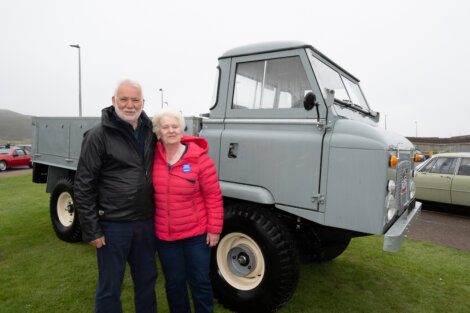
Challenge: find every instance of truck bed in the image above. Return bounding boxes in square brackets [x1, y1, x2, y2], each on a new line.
[31, 116, 203, 170]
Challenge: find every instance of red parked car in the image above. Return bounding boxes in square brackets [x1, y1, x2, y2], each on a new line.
[0, 147, 32, 171]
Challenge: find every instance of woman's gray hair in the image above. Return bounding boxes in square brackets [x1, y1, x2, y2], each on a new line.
[152, 107, 186, 138]
[114, 79, 143, 98]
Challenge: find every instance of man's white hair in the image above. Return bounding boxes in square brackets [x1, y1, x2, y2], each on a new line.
[114, 79, 143, 98]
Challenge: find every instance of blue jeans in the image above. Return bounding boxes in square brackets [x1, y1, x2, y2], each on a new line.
[95, 219, 157, 313]
[156, 234, 213, 313]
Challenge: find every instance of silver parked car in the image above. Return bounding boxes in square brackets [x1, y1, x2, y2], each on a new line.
[414, 152, 470, 206]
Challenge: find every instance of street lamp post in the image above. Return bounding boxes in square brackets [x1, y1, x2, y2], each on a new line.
[69, 44, 82, 117]
[159, 88, 164, 108]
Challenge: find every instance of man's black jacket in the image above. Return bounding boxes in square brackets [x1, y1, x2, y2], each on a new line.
[74, 106, 156, 242]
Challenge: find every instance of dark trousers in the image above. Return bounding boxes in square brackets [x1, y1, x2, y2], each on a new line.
[96, 219, 157, 313]
[156, 234, 213, 313]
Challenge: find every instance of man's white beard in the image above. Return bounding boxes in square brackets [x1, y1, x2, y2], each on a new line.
[115, 105, 142, 125]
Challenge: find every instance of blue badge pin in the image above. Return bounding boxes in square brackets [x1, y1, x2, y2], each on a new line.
[183, 164, 191, 173]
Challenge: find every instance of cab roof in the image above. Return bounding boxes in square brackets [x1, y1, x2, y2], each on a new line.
[219, 41, 359, 82]
[219, 41, 312, 59]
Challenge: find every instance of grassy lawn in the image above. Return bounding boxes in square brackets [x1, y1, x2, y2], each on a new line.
[1, 174, 469, 313]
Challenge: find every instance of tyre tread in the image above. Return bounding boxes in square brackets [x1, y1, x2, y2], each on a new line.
[213, 202, 299, 313]
[50, 177, 82, 243]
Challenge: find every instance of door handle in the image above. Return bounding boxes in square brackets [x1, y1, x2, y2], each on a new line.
[228, 143, 238, 158]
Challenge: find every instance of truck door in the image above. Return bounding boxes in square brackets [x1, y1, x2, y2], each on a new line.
[218, 49, 327, 210]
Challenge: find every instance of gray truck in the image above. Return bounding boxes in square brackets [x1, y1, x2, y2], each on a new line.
[32, 41, 421, 313]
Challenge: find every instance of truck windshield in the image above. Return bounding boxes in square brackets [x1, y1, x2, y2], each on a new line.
[309, 53, 370, 112]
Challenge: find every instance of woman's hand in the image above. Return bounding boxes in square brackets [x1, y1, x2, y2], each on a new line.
[206, 233, 220, 247]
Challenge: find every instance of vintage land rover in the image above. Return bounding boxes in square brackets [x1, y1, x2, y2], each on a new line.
[32, 41, 421, 312]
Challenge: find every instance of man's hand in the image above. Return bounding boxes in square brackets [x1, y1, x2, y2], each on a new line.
[90, 236, 106, 248]
[206, 233, 220, 247]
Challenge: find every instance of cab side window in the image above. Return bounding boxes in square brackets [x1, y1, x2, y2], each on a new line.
[429, 157, 457, 174]
[15, 149, 25, 156]
[457, 158, 470, 176]
[232, 56, 312, 110]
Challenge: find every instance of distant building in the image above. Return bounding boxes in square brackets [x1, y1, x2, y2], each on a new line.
[407, 135, 470, 153]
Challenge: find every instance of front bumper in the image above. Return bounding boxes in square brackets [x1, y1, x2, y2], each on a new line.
[383, 201, 422, 252]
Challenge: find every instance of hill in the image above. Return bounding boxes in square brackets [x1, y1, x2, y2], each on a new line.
[0, 109, 32, 144]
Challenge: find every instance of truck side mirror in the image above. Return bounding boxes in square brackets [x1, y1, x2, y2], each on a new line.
[303, 92, 318, 111]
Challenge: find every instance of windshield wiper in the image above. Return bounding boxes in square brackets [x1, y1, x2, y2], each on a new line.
[335, 99, 375, 116]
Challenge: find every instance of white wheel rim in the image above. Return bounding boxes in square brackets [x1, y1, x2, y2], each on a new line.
[216, 232, 265, 290]
[57, 192, 74, 227]
[0, 161, 6, 171]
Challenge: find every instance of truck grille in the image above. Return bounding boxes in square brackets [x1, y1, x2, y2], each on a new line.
[395, 156, 412, 215]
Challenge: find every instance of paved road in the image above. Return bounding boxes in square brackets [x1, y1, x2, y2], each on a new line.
[1, 168, 469, 252]
[0, 167, 32, 178]
[408, 204, 470, 252]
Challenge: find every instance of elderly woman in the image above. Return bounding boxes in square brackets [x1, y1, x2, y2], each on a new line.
[152, 108, 223, 313]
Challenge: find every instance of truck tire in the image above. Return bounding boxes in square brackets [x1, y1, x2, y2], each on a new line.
[50, 178, 82, 242]
[0, 160, 7, 171]
[211, 203, 299, 313]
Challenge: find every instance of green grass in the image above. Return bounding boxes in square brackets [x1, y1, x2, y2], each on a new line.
[1, 174, 469, 313]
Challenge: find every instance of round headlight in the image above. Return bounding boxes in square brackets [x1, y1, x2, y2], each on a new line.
[385, 194, 396, 221]
[387, 207, 397, 221]
[387, 180, 396, 194]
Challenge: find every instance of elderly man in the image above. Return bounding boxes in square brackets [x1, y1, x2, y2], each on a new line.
[74, 79, 157, 313]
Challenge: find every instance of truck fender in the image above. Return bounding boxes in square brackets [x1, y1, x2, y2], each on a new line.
[219, 181, 275, 205]
[45, 166, 75, 193]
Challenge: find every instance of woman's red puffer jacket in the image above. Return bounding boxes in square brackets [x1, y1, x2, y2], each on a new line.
[153, 136, 223, 241]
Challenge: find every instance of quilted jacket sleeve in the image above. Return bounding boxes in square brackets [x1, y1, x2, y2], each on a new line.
[198, 153, 224, 234]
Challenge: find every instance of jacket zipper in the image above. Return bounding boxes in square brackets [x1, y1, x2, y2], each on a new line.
[167, 163, 171, 237]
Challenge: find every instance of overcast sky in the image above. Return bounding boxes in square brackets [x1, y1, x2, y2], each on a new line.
[1, 0, 469, 138]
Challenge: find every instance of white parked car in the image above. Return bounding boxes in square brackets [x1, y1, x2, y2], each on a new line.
[414, 152, 470, 207]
